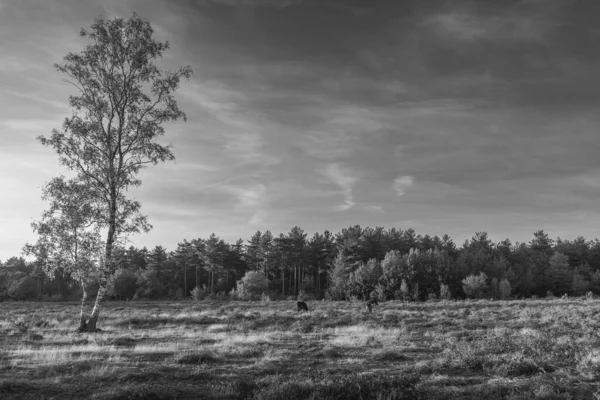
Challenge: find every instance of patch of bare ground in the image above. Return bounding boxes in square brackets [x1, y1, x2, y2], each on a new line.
[2, 299, 600, 398]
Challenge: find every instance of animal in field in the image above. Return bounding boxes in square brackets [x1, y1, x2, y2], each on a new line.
[297, 301, 309, 312]
[586, 291, 594, 300]
[366, 298, 378, 313]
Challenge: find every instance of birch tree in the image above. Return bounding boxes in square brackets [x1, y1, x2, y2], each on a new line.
[38, 14, 192, 331]
[24, 177, 103, 328]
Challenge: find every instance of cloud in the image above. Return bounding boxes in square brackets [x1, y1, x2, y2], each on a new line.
[323, 163, 357, 211]
[426, 8, 551, 44]
[179, 81, 280, 169]
[1, 90, 69, 112]
[2, 118, 58, 131]
[226, 183, 267, 209]
[365, 205, 385, 214]
[428, 13, 488, 41]
[393, 176, 414, 197]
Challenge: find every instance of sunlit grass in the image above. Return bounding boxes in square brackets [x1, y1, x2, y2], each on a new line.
[2, 298, 600, 399]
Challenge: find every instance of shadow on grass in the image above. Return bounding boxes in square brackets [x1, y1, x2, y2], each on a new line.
[114, 316, 222, 328]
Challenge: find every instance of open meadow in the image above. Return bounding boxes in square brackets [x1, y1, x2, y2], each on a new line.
[2, 299, 600, 399]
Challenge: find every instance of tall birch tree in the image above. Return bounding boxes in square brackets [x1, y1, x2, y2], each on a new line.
[38, 14, 192, 331]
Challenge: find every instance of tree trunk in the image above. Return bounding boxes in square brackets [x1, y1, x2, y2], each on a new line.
[80, 196, 117, 332]
[78, 282, 89, 331]
[37, 276, 44, 302]
[282, 268, 285, 296]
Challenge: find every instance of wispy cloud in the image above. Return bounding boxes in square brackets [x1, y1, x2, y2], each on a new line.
[179, 81, 280, 169]
[1, 90, 68, 112]
[393, 176, 414, 197]
[2, 118, 58, 131]
[365, 205, 385, 214]
[426, 8, 551, 44]
[323, 163, 357, 211]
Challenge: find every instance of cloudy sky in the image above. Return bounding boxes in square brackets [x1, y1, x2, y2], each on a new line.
[1, 0, 600, 260]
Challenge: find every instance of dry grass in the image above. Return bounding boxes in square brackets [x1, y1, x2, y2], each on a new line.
[1, 298, 600, 399]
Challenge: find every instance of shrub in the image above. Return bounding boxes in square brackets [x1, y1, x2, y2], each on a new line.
[572, 272, 590, 296]
[412, 283, 420, 302]
[211, 291, 230, 301]
[347, 259, 382, 300]
[107, 268, 137, 300]
[499, 279, 512, 300]
[135, 268, 165, 299]
[490, 278, 499, 299]
[399, 279, 410, 301]
[439, 283, 451, 300]
[190, 285, 210, 301]
[235, 271, 268, 300]
[260, 292, 271, 302]
[229, 287, 240, 301]
[462, 273, 488, 299]
[373, 283, 387, 302]
[8, 275, 38, 301]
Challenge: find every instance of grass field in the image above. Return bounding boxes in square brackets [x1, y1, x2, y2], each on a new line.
[2, 298, 600, 399]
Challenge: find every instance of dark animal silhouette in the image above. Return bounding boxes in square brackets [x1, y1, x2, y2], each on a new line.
[297, 301, 308, 312]
[366, 298, 378, 313]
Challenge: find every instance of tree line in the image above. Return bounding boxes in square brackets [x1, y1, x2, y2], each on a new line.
[3, 228, 600, 302]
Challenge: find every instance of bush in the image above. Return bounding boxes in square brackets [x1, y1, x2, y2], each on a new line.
[208, 291, 230, 301]
[572, 272, 590, 296]
[373, 284, 387, 302]
[235, 271, 268, 301]
[462, 273, 488, 299]
[8, 275, 38, 301]
[190, 285, 210, 301]
[490, 278, 499, 299]
[260, 292, 271, 302]
[136, 268, 165, 299]
[499, 278, 511, 300]
[398, 279, 410, 301]
[412, 283, 420, 302]
[107, 269, 137, 300]
[439, 283, 451, 300]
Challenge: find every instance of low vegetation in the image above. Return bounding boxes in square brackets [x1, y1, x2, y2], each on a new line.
[2, 298, 600, 399]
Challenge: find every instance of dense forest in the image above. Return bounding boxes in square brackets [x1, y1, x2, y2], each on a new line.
[2, 227, 599, 303]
